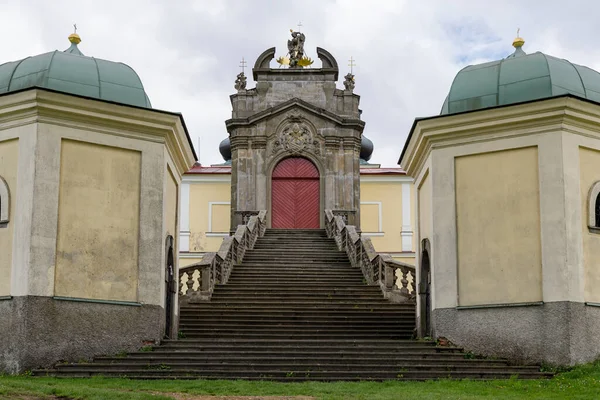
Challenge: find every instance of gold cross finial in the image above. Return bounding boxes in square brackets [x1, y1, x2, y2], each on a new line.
[239, 57, 247, 74]
[512, 28, 525, 48]
[348, 56, 356, 74]
[68, 23, 81, 45]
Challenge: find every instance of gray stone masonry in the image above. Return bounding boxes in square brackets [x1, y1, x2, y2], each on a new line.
[433, 302, 600, 366]
[226, 47, 365, 230]
[0, 296, 162, 373]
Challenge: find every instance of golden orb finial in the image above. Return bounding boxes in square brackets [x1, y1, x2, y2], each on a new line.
[512, 27, 524, 48]
[68, 23, 81, 45]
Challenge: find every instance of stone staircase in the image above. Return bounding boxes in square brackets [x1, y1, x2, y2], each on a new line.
[35, 229, 552, 380]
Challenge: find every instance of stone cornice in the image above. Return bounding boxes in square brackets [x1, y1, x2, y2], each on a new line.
[0, 88, 197, 176]
[399, 96, 600, 178]
[225, 98, 365, 133]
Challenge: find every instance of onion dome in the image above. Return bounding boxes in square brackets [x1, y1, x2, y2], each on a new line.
[441, 33, 600, 115]
[360, 135, 374, 162]
[219, 137, 232, 161]
[0, 32, 151, 108]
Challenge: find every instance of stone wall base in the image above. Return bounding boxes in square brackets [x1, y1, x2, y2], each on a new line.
[433, 301, 600, 366]
[0, 296, 163, 374]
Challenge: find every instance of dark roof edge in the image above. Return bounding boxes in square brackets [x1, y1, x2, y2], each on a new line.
[398, 93, 600, 165]
[0, 86, 197, 161]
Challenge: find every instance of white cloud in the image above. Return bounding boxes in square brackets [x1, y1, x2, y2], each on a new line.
[1, 0, 599, 166]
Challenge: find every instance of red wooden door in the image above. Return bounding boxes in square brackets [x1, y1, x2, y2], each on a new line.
[272, 158, 320, 228]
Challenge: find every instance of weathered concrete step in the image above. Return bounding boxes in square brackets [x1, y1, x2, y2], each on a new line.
[217, 283, 378, 289]
[179, 315, 415, 323]
[105, 353, 491, 363]
[154, 345, 460, 354]
[212, 286, 382, 292]
[242, 255, 349, 259]
[224, 281, 367, 286]
[212, 293, 387, 301]
[229, 267, 357, 273]
[179, 323, 414, 330]
[180, 333, 413, 340]
[181, 306, 415, 313]
[252, 245, 338, 249]
[38, 368, 551, 380]
[149, 348, 462, 355]
[179, 312, 415, 320]
[229, 270, 360, 275]
[198, 301, 399, 307]
[226, 276, 364, 281]
[55, 362, 537, 374]
[244, 251, 347, 256]
[231, 265, 354, 270]
[208, 298, 389, 304]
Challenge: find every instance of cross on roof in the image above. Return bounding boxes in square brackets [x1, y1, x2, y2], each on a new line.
[348, 56, 356, 74]
[239, 57, 247, 74]
[297, 21, 303, 31]
[73, 23, 77, 34]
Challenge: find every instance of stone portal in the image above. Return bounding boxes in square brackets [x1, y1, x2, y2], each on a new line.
[226, 32, 365, 230]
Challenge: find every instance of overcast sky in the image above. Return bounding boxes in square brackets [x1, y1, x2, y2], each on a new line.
[1, 0, 599, 167]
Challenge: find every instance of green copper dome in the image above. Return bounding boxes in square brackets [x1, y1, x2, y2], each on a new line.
[441, 39, 600, 115]
[0, 34, 151, 108]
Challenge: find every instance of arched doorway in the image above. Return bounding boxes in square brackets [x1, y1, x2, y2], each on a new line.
[271, 157, 320, 229]
[164, 235, 176, 338]
[419, 239, 432, 338]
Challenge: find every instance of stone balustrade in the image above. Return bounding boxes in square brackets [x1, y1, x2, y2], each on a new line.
[179, 210, 267, 303]
[325, 209, 416, 302]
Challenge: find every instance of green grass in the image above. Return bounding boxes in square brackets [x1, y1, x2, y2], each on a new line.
[1, 361, 600, 400]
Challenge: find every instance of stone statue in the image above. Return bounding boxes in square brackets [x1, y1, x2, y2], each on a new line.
[344, 73, 355, 91]
[234, 72, 247, 91]
[287, 30, 305, 68]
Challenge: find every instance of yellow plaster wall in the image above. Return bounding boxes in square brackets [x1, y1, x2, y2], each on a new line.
[360, 203, 380, 233]
[361, 181, 404, 252]
[455, 147, 542, 306]
[580, 147, 600, 303]
[188, 179, 230, 252]
[211, 204, 230, 233]
[165, 168, 178, 239]
[0, 139, 18, 296]
[55, 140, 141, 301]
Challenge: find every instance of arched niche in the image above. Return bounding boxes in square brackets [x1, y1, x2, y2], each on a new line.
[0, 176, 9, 224]
[590, 181, 600, 231]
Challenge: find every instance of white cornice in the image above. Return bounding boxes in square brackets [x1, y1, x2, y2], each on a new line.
[0, 89, 196, 176]
[182, 174, 232, 183]
[401, 97, 600, 178]
[360, 175, 413, 183]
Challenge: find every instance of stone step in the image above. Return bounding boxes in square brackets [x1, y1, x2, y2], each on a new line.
[179, 311, 415, 319]
[99, 354, 503, 364]
[54, 362, 539, 374]
[212, 286, 382, 292]
[181, 305, 415, 312]
[179, 322, 414, 329]
[179, 333, 413, 340]
[211, 293, 385, 300]
[38, 368, 551, 381]
[178, 317, 416, 324]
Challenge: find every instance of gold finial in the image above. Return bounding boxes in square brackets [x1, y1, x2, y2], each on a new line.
[68, 23, 81, 45]
[512, 28, 524, 48]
